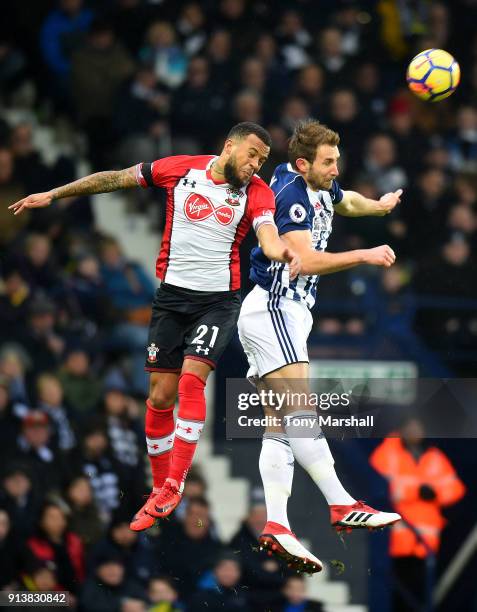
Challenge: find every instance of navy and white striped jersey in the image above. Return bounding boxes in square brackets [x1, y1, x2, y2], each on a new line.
[250, 163, 343, 309]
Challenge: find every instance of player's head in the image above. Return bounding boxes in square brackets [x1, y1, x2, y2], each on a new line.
[289, 119, 340, 190]
[222, 122, 271, 188]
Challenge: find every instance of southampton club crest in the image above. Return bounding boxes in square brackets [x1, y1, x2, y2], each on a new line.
[146, 342, 159, 363]
[225, 187, 243, 206]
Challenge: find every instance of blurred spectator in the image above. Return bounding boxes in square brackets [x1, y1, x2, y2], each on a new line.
[403, 167, 449, 256]
[176, 3, 207, 57]
[147, 576, 183, 612]
[114, 65, 171, 167]
[70, 420, 127, 522]
[171, 56, 228, 151]
[271, 575, 324, 611]
[6, 411, 66, 493]
[213, 0, 257, 54]
[232, 90, 263, 125]
[326, 88, 368, 182]
[454, 175, 477, 208]
[67, 253, 112, 326]
[65, 475, 104, 551]
[36, 373, 76, 451]
[20, 558, 63, 593]
[0, 375, 20, 449]
[370, 419, 466, 612]
[39, 0, 94, 110]
[229, 501, 285, 609]
[316, 27, 349, 81]
[71, 18, 135, 169]
[15, 295, 65, 377]
[387, 95, 428, 180]
[447, 105, 477, 173]
[102, 374, 143, 470]
[206, 29, 235, 91]
[294, 64, 325, 117]
[280, 96, 310, 133]
[188, 553, 250, 611]
[10, 122, 52, 195]
[361, 133, 408, 196]
[155, 497, 223, 597]
[139, 22, 187, 89]
[276, 9, 311, 71]
[353, 62, 387, 124]
[99, 237, 154, 316]
[0, 465, 41, 539]
[11, 233, 60, 295]
[57, 347, 102, 421]
[90, 510, 156, 585]
[0, 147, 28, 250]
[0, 38, 28, 106]
[255, 33, 290, 105]
[79, 553, 145, 612]
[0, 268, 32, 337]
[0, 508, 22, 589]
[413, 234, 476, 349]
[25, 500, 85, 593]
[332, 1, 369, 57]
[99, 236, 155, 394]
[109, 0, 151, 57]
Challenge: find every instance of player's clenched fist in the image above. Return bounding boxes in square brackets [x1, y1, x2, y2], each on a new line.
[9, 192, 53, 215]
[364, 245, 396, 267]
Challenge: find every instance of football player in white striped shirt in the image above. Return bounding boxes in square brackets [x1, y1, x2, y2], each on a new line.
[238, 120, 402, 572]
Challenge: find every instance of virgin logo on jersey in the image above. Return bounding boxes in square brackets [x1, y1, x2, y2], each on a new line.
[184, 193, 234, 225]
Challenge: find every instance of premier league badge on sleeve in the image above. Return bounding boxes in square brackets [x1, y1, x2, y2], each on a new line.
[146, 343, 159, 363]
[289, 203, 307, 223]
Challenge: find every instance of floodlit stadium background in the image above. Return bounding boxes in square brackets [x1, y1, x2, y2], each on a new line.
[0, 1, 476, 611]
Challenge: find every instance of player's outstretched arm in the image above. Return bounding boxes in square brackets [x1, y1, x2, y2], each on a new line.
[9, 166, 138, 215]
[282, 229, 396, 275]
[257, 223, 301, 280]
[335, 189, 403, 217]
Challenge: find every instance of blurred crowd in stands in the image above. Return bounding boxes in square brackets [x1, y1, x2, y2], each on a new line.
[0, 0, 477, 609]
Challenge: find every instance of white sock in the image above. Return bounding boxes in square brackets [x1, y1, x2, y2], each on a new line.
[284, 411, 356, 506]
[259, 433, 294, 529]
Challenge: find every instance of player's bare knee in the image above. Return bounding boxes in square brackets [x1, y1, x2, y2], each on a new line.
[148, 387, 176, 410]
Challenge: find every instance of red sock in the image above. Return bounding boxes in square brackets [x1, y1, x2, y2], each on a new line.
[145, 400, 175, 491]
[168, 373, 206, 487]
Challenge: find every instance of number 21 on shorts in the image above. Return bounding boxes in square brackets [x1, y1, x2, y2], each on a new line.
[191, 324, 220, 355]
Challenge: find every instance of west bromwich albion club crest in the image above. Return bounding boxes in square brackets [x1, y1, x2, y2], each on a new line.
[147, 343, 159, 363]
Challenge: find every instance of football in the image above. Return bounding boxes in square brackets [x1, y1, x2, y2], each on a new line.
[406, 48, 460, 102]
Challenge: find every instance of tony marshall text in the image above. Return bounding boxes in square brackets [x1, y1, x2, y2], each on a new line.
[238, 415, 374, 427]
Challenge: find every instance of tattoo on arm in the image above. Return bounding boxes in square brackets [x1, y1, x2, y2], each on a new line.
[50, 166, 138, 199]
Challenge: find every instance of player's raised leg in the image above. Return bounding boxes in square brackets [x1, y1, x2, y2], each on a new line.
[258, 389, 322, 573]
[147, 358, 211, 518]
[265, 364, 400, 532]
[130, 372, 178, 531]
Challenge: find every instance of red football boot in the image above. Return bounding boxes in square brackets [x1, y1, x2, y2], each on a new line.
[331, 500, 401, 533]
[258, 521, 322, 574]
[145, 479, 182, 518]
[129, 493, 157, 531]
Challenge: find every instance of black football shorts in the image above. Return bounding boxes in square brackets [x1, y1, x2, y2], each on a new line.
[144, 282, 241, 372]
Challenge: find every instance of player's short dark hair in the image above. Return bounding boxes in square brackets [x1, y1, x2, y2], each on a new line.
[227, 122, 272, 148]
[288, 119, 340, 170]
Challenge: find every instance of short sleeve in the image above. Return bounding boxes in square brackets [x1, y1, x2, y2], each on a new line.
[135, 155, 212, 188]
[274, 188, 311, 236]
[248, 179, 277, 233]
[330, 179, 344, 205]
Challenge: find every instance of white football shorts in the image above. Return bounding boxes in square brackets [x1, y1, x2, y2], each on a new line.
[238, 285, 313, 379]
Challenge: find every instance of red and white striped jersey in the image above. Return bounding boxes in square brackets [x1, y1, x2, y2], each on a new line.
[135, 155, 276, 291]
